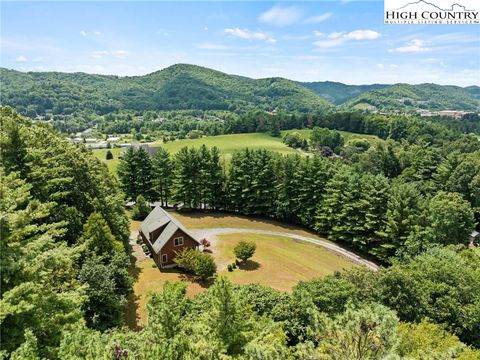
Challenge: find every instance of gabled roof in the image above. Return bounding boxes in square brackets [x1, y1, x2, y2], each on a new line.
[140, 206, 200, 253]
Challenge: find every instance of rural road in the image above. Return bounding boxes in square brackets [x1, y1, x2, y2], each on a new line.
[191, 228, 379, 271]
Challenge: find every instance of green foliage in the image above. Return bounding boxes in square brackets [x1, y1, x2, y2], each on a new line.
[0, 108, 130, 357]
[131, 195, 151, 220]
[397, 320, 479, 359]
[174, 248, 217, 280]
[105, 150, 113, 160]
[345, 83, 480, 112]
[282, 131, 307, 149]
[310, 126, 344, 152]
[0, 64, 332, 117]
[233, 240, 257, 263]
[313, 303, 399, 359]
[117, 147, 154, 201]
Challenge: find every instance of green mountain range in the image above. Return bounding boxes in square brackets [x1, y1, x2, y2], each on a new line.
[0, 64, 478, 116]
[0, 64, 332, 116]
[300, 81, 388, 105]
[344, 83, 480, 112]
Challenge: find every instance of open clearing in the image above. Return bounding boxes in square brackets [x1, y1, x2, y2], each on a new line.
[93, 133, 299, 174]
[126, 212, 363, 328]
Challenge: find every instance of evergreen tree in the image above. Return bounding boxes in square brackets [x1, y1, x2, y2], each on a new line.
[151, 147, 173, 207]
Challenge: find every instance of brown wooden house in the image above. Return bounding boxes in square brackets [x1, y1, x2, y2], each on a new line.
[139, 206, 200, 268]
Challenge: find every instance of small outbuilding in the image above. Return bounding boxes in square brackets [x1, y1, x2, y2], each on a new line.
[139, 206, 200, 268]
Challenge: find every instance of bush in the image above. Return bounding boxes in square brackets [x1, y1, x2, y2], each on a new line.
[227, 264, 233, 272]
[106, 150, 113, 160]
[232, 262, 237, 269]
[233, 240, 256, 263]
[132, 195, 151, 220]
[175, 248, 217, 280]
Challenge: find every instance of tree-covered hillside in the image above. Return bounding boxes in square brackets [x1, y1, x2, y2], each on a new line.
[345, 83, 480, 112]
[300, 81, 388, 105]
[0, 64, 332, 116]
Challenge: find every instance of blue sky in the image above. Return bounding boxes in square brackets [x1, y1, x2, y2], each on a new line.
[1, 1, 479, 85]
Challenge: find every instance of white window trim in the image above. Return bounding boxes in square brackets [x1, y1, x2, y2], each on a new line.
[161, 254, 168, 263]
[174, 236, 184, 247]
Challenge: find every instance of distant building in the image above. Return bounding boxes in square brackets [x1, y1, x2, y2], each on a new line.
[139, 207, 201, 268]
[106, 137, 121, 142]
[436, 110, 467, 119]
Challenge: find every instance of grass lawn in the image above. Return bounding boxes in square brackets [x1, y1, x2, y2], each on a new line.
[216, 233, 355, 290]
[153, 133, 298, 159]
[93, 133, 299, 175]
[127, 212, 357, 328]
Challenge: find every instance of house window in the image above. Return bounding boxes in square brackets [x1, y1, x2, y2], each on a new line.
[162, 254, 168, 263]
[174, 237, 184, 246]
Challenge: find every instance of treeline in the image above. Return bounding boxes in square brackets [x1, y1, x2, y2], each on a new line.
[0, 107, 132, 357]
[119, 140, 478, 263]
[9, 247, 480, 358]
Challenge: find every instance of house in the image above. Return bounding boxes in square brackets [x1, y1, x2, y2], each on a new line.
[139, 206, 201, 268]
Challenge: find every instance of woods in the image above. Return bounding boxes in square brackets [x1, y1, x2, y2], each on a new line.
[118, 143, 477, 264]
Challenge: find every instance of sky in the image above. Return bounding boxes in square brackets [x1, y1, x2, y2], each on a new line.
[1, 1, 479, 85]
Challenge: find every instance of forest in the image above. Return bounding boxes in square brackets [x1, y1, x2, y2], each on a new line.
[1, 65, 478, 124]
[1, 106, 480, 359]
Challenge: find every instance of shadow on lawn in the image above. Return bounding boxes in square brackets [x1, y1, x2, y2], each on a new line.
[237, 260, 260, 271]
[125, 241, 143, 330]
[162, 268, 214, 289]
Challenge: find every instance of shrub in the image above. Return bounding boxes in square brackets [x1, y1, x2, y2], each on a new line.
[227, 264, 233, 272]
[175, 248, 217, 280]
[232, 262, 237, 269]
[106, 150, 114, 160]
[233, 240, 256, 263]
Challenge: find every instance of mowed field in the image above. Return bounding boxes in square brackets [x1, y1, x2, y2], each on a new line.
[281, 129, 383, 143]
[93, 132, 300, 174]
[127, 212, 356, 328]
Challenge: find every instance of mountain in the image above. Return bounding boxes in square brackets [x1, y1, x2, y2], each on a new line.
[344, 83, 480, 112]
[300, 81, 388, 105]
[0, 64, 333, 116]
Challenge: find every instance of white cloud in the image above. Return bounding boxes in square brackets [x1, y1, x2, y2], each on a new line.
[224, 28, 276, 43]
[94, 31, 101, 36]
[390, 39, 431, 53]
[314, 29, 380, 47]
[376, 63, 385, 69]
[327, 32, 345, 39]
[304, 12, 333, 24]
[91, 50, 128, 58]
[345, 30, 380, 40]
[15, 55, 27, 62]
[80, 30, 87, 37]
[258, 5, 302, 26]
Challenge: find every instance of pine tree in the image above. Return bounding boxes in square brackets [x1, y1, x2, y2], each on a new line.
[151, 147, 173, 207]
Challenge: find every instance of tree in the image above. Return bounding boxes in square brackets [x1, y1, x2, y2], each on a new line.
[313, 303, 399, 359]
[132, 195, 151, 220]
[105, 150, 113, 160]
[151, 147, 173, 207]
[310, 127, 344, 153]
[426, 191, 474, 246]
[80, 212, 124, 259]
[233, 240, 256, 263]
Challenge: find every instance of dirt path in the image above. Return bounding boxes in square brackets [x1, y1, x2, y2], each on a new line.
[192, 228, 379, 271]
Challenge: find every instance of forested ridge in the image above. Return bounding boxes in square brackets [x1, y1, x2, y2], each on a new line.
[345, 83, 480, 112]
[0, 64, 332, 116]
[1, 106, 480, 359]
[1, 65, 478, 121]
